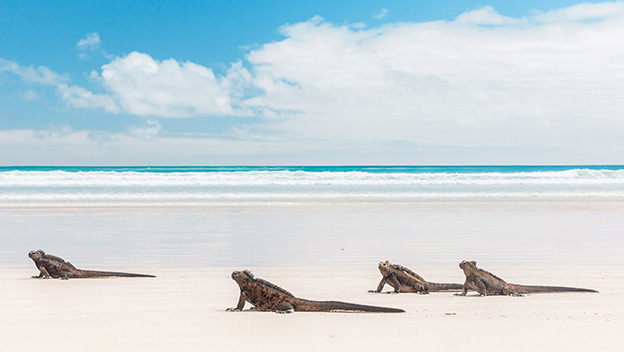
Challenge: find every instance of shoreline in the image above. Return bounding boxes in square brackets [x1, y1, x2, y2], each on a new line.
[0, 195, 624, 210]
[2, 198, 624, 209]
[3, 202, 624, 268]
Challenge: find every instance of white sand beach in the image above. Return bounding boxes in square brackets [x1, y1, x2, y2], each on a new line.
[1, 264, 622, 351]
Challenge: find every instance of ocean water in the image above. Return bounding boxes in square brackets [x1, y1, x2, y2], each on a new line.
[1, 166, 623, 269]
[1, 165, 624, 206]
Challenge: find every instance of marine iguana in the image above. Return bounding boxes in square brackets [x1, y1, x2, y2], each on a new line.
[369, 260, 464, 294]
[455, 260, 598, 297]
[28, 250, 156, 280]
[226, 270, 405, 313]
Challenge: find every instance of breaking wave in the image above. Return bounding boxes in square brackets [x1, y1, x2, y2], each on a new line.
[1, 166, 623, 205]
[1, 168, 624, 187]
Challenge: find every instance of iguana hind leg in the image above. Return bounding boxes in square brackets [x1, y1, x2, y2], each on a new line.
[275, 302, 294, 314]
[249, 307, 272, 312]
[474, 280, 488, 296]
[415, 283, 429, 295]
[502, 286, 523, 297]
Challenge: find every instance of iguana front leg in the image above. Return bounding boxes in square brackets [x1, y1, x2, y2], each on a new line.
[455, 280, 470, 296]
[32, 266, 50, 279]
[368, 278, 387, 293]
[226, 292, 247, 311]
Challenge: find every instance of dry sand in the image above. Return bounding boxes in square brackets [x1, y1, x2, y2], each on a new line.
[1, 264, 622, 351]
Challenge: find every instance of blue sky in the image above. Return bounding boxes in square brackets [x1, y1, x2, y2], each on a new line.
[1, 0, 623, 165]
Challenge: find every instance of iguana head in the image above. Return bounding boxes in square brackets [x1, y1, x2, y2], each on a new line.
[378, 260, 392, 275]
[28, 250, 45, 261]
[231, 270, 254, 284]
[459, 260, 477, 271]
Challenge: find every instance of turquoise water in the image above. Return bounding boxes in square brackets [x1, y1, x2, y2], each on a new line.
[2, 165, 623, 173]
[1, 165, 624, 206]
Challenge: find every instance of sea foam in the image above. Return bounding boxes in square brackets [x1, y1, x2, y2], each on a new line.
[1, 167, 623, 206]
[1, 169, 624, 186]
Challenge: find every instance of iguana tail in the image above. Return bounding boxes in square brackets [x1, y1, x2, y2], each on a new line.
[426, 282, 464, 292]
[299, 300, 404, 313]
[509, 284, 597, 294]
[77, 270, 156, 278]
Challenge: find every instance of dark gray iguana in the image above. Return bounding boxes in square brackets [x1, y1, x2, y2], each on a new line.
[455, 260, 598, 297]
[369, 260, 464, 294]
[226, 270, 405, 313]
[29, 250, 156, 279]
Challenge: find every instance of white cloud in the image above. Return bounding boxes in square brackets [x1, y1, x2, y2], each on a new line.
[456, 6, 518, 25]
[77, 33, 101, 49]
[58, 84, 120, 113]
[243, 3, 624, 149]
[129, 118, 161, 139]
[373, 8, 389, 19]
[534, 1, 624, 22]
[32, 125, 73, 139]
[77, 32, 102, 58]
[0, 124, 621, 165]
[19, 89, 39, 101]
[87, 130, 120, 145]
[0, 58, 69, 85]
[0, 128, 308, 165]
[70, 52, 252, 117]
